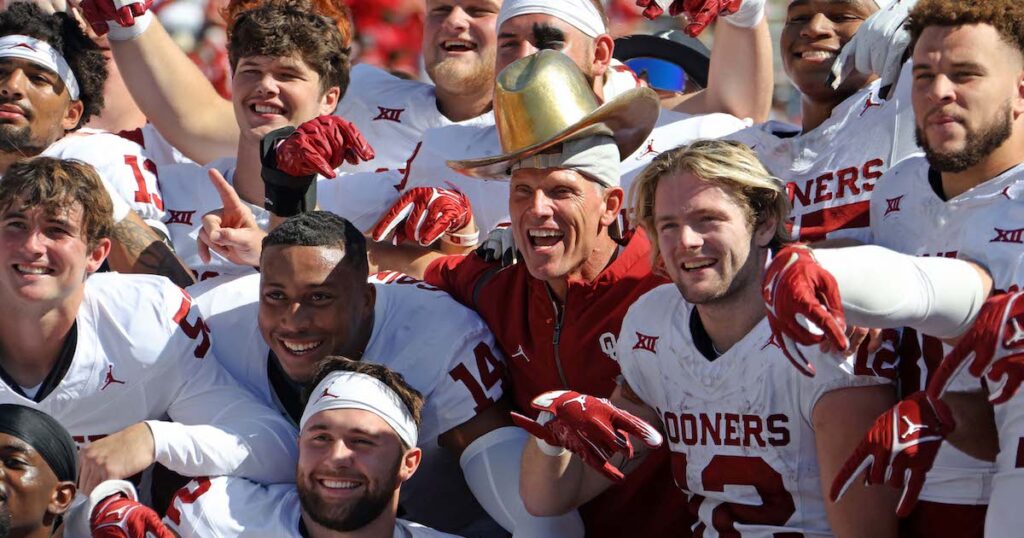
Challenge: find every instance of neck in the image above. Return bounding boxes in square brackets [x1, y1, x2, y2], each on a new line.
[692, 254, 768, 354]
[0, 292, 80, 388]
[434, 86, 492, 123]
[301, 498, 399, 538]
[800, 92, 850, 133]
[11, 524, 56, 538]
[941, 136, 1024, 199]
[234, 138, 265, 205]
[546, 234, 618, 303]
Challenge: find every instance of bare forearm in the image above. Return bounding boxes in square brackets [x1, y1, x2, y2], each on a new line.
[520, 439, 605, 517]
[366, 240, 445, 279]
[943, 391, 998, 461]
[109, 21, 238, 164]
[108, 213, 196, 287]
[673, 19, 773, 121]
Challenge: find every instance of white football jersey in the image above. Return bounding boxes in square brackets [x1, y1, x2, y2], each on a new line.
[730, 64, 918, 243]
[616, 284, 890, 537]
[118, 123, 196, 167]
[0, 273, 297, 484]
[870, 155, 1024, 503]
[164, 476, 460, 538]
[41, 128, 163, 229]
[158, 157, 270, 281]
[190, 272, 506, 533]
[336, 63, 495, 174]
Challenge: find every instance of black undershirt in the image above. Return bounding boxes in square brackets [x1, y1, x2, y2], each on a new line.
[928, 167, 949, 201]
[267, 351, 305, 424]
[0, 323, 77, 402]
[689, 309, 719, 362]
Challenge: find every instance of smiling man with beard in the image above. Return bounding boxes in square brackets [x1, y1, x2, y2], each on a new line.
[164, 357, 457, 538]
[0, 405, 76, 538]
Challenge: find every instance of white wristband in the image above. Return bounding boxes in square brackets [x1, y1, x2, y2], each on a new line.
[533, 411, 568, 456]
[721, 0, 765, 28]
[106, 10, 154, 41]
[443, 229, 480, 247]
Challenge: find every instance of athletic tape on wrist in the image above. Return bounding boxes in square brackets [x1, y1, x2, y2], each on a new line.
[106, 10, 154, 41]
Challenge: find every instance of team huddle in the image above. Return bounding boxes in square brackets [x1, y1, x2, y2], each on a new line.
[0, 0, 1021, 536]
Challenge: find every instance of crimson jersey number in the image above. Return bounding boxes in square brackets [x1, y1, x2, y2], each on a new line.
[448, 342, 504, 412]
[164, 477, 212, 526]
[173, 290, 211, 358]
[672, 453, 798, 537]
[124, 155, 164, 210]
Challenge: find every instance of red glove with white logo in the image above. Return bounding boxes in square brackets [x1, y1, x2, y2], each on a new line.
[91, 494, 175, 538]
[511, 390, 663, 482]
[80, 0, 153, 37]
[763, 244, 849, 377]
[371, 187, 473, 247]
[830, 391, 955, 517]
[929, 290, 1024, 405]
[634, 0, 741, 36]
[274, 116, 375, 179]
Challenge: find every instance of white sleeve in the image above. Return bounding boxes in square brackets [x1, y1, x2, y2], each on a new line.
[317, 170, 403, 232]
[614, 299, 661, 405]
[145, 287, 298, 484]
[162, 477, 226, 538]
[460, 427, 585, 537]
[813, 245, 986, 338]
[424, 327, 505, 441]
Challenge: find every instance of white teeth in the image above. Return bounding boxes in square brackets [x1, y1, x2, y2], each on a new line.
[15, 265, 49, 275]
[801, 50, 835, 60]
[282, 340, 322, 353]
[443, 40, 473, 50]
[320, 479, 359, 489]
[683, 261, 714, 270]
[528, 229, 562, 238]
[253, 104, 283, 114]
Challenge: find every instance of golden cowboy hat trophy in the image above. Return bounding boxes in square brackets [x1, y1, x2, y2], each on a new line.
[449, 49, 661, 178]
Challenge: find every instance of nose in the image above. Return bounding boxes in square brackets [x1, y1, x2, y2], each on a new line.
[254, 72, 279, 97]
[678, 225, 704, 251]
[527, 189, 555, 219]
[328, 439, 357, 463]
[442, 5, 470, 34]
[21, 228, 47, 258]
[0, 68, 26, 100]
[279, 302, 312, 332]
[923, 73, 957, 105]
[800, 13, 834, 40]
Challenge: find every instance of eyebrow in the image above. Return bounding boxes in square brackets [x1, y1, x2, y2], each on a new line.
[532, 23, 566, 44]
[912, 61, 987, 72]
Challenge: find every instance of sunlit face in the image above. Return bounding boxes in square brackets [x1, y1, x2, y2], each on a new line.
[911, 24, 1024, 172]
[0, 58, 82, 155]
[0, 201, 108, 308]
[0, 433, 74, 536]
[231, 54, 339, 143]
[780, 0, 878, 102]
[422, 0, 501, 96]
[508, 167, 620, 283]
[296, 408, 419, 532]
[652, 172, 772, 305]
[258, 245, 373, 383]
[496, 14, 595, 76]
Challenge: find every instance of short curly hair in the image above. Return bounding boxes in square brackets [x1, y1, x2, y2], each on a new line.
[0, 3, 107, 130]
[908, 0, 1024, 59]
[221, 0, 353, 48]
[228, 1, 350, 97]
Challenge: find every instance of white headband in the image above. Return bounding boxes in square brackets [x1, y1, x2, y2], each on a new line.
[497, 0, 606, 38]
[0, 35, 79, 101]
[513, 135, 621, 187]
[301, 371, 418, 448]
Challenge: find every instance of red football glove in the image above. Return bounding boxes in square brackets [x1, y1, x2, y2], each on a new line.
[634, 0, 741, 35]
[763, 244, 848, 377]
[830, 392, 955, 517]
[91, 494, 175, 538]
[80, 0, 153, 35]
[511, 390, 663, 482]
[928, 291, 1024, 405]
[371, 187, 473, 247]
[274, 116, 375, 179]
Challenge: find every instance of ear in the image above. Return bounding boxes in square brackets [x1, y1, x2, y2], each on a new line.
[398, 446, 422, 483]
[318, 86, 342, 116]
[60, 100, 85, 131]
[591, 34, 615, 79]
[1014, 69, 1024, 118]
[86, 237, 112, 273]
[754, 215, 777, 249]
[48, 481, 77, 516]
[599, 186, 624, 228]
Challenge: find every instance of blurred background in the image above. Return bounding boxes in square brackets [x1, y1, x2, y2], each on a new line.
[152, 0, 801, 124]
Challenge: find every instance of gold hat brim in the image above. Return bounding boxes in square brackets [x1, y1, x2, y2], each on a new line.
[448, 86, 660, 180]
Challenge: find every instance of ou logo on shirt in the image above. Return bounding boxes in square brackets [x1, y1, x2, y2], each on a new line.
[600, 332, 617, 360]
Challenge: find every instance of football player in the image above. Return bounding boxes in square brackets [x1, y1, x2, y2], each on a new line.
[0, 3, 192, 286]
[189, 208, 582, 536]
[0, 157, 298, 534]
